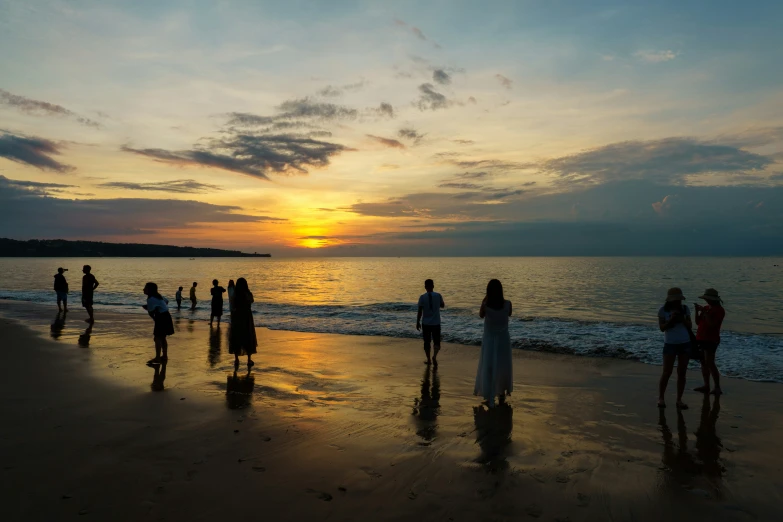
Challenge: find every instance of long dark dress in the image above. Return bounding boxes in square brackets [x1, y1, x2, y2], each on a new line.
[229, 291, 257, 356]
[211, 286, 225, 317]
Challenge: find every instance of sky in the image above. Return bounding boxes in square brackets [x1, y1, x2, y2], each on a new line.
[1, 0, 782, 256]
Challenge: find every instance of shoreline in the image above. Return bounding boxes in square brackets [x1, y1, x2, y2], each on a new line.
[1, 303, 783, 520]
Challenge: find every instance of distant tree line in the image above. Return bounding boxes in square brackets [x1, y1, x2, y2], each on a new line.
[0, 238, 271, 257]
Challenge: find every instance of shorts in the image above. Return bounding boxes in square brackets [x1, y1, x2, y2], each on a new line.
[56, 291, 68, 302]
[663, 342, 691, 356]
[422, 324, 441, 346]
[82, 295, 94, 307]
[698, 341, 720, 354]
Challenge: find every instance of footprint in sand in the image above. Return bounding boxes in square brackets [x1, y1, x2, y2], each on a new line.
[305, 489, 333, 501]
[360, 467, 382, 478]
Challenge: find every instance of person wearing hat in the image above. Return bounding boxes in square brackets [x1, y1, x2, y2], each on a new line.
[694, 289, 725, 396]
[54, 267, 69, 312]
[657, 287, 693, 409]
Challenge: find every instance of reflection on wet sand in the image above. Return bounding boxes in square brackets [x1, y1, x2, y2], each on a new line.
[150, 361, 167, 392]
[473, 403, 513, 470]
[77, 324, 93, 347]
[226, 369, 255, 409]
[208, 325, 223, 367]
[658, 395, 723, 493]
[50, 311, 66, 340]
[412, 365, 440, 444]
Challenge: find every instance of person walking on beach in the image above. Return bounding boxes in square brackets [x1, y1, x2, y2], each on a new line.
[227, 279, 236, 313]
[474, 279, 513, 407]
[658, 287, 692, 410]
[229, 277, 257, 368]
[54, 267, 69, 312]
[81, 265, 99, 323]
[210, 279, 226, 326]
[142, 282, 175, 365]
[416, 279, 445, 366]
[189, 282, 198, 310]
[694, 288, 726, 396]
[175, 286, 183, 310]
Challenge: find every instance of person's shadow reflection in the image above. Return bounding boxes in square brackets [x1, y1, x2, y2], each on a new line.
[695, 395, 723, 480]
[226, 369, 255, 409]
[473, 403, 513, 471]
[78, 324, 93, 347]
[412, 366, 441, 444]
[208, 325, 223, 367]
[150, 361, 167, 392]
[50, 311, 66, 340]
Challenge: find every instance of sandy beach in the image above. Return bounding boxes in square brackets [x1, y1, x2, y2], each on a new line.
[1, 301, 782, 521]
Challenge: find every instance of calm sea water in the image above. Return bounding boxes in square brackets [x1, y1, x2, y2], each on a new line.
[1, 257, 781, 381]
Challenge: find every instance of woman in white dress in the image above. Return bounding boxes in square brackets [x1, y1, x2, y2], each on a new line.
[474, 279, 513, 406]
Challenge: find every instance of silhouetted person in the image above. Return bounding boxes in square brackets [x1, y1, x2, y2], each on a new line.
[475, 279, 513, 407]
[658, 287, 692, 409]
[412, 366, 441, 442]
[175, 286, 183, 310]
[54, 267, 69, 312]
[694, 288, 726, 396]
[143, 282, 175, 365]
[416, 279, 445, 366]
[50, 311, 66, 339]
[189, 282, 198, 310]
[150, 361, 167, 392]
[210, 279, 226, 326]
[229, 277, 257, 369]
[227, 279, 236, 313]
[81, 265, 99, 323]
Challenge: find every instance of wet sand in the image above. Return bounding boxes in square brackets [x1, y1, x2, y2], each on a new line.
[1, 301, 782, 521]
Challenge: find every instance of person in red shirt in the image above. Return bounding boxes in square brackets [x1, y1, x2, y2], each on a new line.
[694, 288, 726, 395]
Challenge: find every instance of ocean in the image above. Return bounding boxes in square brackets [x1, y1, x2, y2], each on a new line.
[1, 257, 781, 382]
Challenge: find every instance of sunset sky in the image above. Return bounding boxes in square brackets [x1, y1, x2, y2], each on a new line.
[1, 0, 782, 255]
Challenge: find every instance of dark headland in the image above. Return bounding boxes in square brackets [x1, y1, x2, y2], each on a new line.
[0, 238, 271, 257]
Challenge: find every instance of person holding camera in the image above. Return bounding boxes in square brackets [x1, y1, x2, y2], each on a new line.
[694, 289, 726, 396]
[657, 287, 692, 410]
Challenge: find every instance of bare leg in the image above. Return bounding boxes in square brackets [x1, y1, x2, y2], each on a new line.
[695, 358, 711, 392]
[57, 297, 63, 312]
[676, 353, 689, 409]
[707, 351, 722, 394]
[86, 305, 95, 323]
[161, 337, 168, 359]
[423, 343, 431, 364]
[247, 355, 254, 368]
[658, 354, 675, 407]
[154, 338, 162, 360]
[433, 344, 440, 366]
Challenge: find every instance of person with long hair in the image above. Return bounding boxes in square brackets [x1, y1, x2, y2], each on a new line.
[142, 282, 175, 365]
[657, 287, 692, 409]
[227, 279, 236, 313]
[694, 288, 726, 396]
[474, 279, 513, 407]
[229, 277, 257, 368]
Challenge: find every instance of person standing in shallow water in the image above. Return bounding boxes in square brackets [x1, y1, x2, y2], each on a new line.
[175, 286, 183, 310]
[189, 282, 198, 310]
[210, 279, 226, 326]
[81, 265, 99, 323]
[694, 288, 726, 396]
[227, 279, 236, 313]
[416, 279, 445, 366]
[474, 279, 513, 407]
[142, 282, 175, 365]
[229, 278, 257, 368]
[54, 267, 69, 312]
[657, 287, 692, 410]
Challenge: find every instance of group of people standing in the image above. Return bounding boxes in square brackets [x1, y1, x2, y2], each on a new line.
[52, 265, 99, 322]
[416, 280, 725, 409]
[54, 267, 726, 409]
[144, 278, 258, 368]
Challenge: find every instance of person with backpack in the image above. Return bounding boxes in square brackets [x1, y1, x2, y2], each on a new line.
[416, 279, 446, 366]
[694, 288, 726, 396]
[657, 287, 692, 410]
